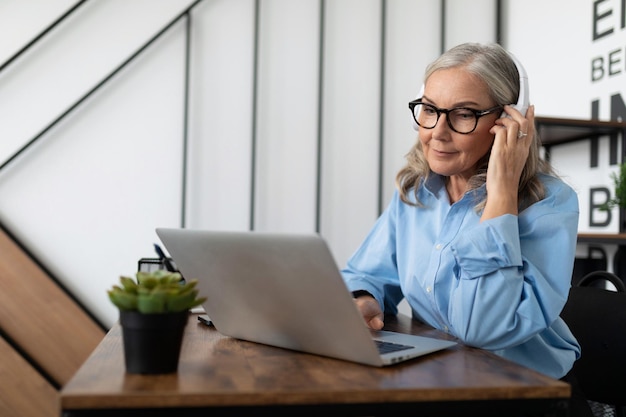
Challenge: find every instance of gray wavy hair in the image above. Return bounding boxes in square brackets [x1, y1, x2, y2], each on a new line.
[396, 42, 554, 211]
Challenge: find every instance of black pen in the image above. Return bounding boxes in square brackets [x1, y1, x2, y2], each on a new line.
[153, 243, 177, 273]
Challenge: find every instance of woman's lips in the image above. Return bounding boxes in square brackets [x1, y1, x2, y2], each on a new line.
[432, 148, 455, 156]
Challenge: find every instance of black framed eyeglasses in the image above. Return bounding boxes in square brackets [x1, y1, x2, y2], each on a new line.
[408, 99, 503, 134]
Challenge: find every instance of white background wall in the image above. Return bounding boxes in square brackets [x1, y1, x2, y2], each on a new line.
[0, 0, 624, 328]
[507, 0, 626, 235]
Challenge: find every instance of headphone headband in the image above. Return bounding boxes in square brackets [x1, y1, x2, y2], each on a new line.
[411, 51, 529, 130]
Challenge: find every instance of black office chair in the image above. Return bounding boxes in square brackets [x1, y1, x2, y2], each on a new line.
[561, 271, 626, 417]
[572, 254, 608, 287]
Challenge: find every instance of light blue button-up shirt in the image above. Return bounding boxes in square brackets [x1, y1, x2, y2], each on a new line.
[342, 173, 581, 379]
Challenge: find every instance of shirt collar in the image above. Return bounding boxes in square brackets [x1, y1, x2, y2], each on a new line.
[423, 173, 446, 195]
[422, 173, 487, 202]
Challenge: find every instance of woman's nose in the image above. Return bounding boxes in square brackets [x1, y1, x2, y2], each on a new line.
[432, 113, 452, 136]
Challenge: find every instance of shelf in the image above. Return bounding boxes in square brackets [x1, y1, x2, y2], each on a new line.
[536, 116, 626, 147]
[578, 233, 626, 245]
[535, 118, 626, 237]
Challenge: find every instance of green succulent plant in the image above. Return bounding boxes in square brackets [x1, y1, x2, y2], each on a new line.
[600, 162, 626, 211]
[107, 270, 206, 314]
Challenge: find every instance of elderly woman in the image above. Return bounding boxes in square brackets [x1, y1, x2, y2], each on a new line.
[342, 43, 591, 417]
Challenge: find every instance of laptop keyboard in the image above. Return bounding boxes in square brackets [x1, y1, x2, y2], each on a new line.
[374, 339, 413, 354]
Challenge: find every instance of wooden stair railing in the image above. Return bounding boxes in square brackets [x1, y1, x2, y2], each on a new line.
[0, 225, 105, 416]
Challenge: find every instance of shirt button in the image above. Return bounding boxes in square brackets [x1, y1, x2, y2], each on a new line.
[435, 244, 442, 250]
[426, 286, 432, 293]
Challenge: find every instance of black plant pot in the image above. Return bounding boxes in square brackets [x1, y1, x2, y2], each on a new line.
[119, 310, 188, 374]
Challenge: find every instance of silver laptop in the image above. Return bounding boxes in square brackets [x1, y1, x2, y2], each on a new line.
[156, 228, 456, 366]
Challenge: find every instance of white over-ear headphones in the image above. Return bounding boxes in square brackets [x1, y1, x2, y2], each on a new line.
[411, 51, 529, 131]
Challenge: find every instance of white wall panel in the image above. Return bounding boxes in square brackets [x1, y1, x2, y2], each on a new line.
[382, 0, 441, 207]
[186, 0, 255, 230]
[504, 0, 592, 119]
[444, 0, 496, 50]
[0, 0, 78, 64]
[0, 0, 196, 166]
[321, 0, 382, 265]
[254, 0, 321, 232]
[0, 23, 187, 327]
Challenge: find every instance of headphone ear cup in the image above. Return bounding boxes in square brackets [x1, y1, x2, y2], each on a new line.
[411, 84, 425, 131]
[505, 52, 529, 117]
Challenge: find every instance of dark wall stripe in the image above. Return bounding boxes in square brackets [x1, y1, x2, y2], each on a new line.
[250, 0, 260, 231]
[377, 0, 387, 216]
[315, 0, 326, 233]
[440, 0, 446, 54]
[181, 12, 192, 228]
[496, 0, 503, 44]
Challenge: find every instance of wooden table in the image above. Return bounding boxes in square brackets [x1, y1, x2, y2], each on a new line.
[60, 313, 571, 416]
